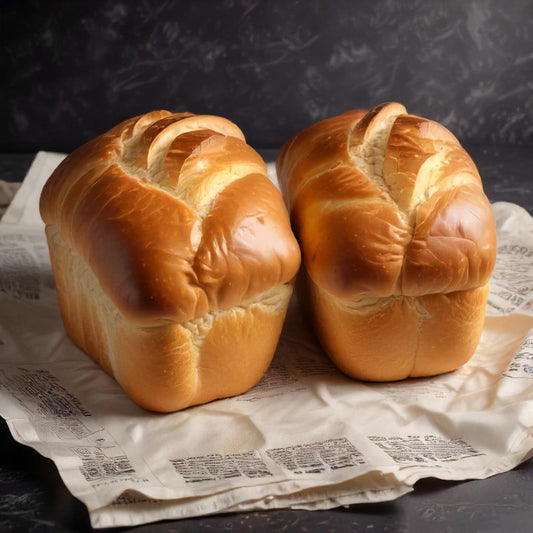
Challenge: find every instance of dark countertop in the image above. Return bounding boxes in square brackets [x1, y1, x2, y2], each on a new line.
[1, 149, 532, 532]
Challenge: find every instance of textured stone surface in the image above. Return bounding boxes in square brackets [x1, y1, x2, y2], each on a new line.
[3, 0, 533, 152]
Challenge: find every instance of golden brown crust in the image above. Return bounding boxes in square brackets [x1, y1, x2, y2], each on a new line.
[40, 111, 301, 411]
[277, 109, 367, 208]
[48, 226, 291, 412]
[41, 111, 300, 326]
[278, 102, 497, 380]
[300, 270, 489, 381]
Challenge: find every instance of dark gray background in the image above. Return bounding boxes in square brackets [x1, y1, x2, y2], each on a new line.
[1, 2, 533, 531]
[2, 0, 532, 152]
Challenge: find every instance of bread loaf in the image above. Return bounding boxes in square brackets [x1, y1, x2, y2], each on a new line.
[40, 111, 301, 411]
[277, 103, 496, 380]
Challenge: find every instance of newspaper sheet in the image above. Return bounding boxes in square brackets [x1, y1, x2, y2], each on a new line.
[0, 152, 531, 528]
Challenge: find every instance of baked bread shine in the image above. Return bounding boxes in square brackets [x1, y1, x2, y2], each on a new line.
[277, 103, 496, 380]
[40, 111, 300, 411]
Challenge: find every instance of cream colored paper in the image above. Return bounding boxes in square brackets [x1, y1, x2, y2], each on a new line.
[0, 152, 531, 529]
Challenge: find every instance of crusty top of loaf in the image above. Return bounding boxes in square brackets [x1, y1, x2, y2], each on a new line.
[276, 102, 496, 300]
[40, 111, 301, 326]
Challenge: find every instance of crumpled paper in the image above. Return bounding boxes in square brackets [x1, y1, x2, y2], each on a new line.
[0, 152, 531, 529]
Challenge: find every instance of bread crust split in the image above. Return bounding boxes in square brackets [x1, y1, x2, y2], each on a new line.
[277, 103, 496, 381]
[40, 111, 301, 412]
